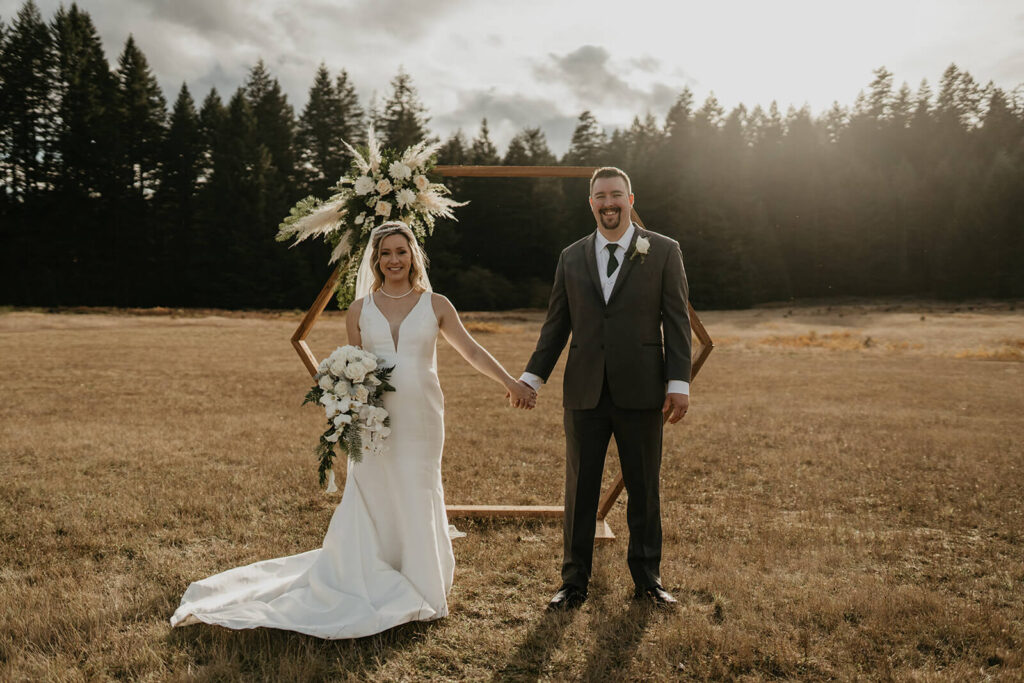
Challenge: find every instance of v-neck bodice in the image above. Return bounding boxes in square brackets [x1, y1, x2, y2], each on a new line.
[360, 291, 439, 373]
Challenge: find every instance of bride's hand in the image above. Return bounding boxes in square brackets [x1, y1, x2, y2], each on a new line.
[506, 380, 537, 410]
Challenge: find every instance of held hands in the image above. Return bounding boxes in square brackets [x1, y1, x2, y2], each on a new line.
[506, 380, 537, 410]
[663, 392, 688, 424]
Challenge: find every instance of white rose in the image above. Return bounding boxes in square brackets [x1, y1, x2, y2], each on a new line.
[329, 359, 346, 377]
[354, 176, 374, 195]
[375, 178, 392, 195]
[413, 174, 429, 191]
[334, 379, 351, 395]
[318, 375, 334, 391]
[396, 188, 417, 209]
[389, 161, 412, 181]
[354, 385, 370, 404]
[360, 356, 377, 372]
[635, 236, 650, 255]
[344, 363, 367, 383]
[375, 200, 392, 218]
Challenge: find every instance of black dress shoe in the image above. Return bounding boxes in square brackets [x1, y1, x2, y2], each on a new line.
[547, 584, 588, 612]
[633, 585, 679, 608]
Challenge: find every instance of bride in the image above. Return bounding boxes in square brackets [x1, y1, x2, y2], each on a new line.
[171, 221, 536, 639]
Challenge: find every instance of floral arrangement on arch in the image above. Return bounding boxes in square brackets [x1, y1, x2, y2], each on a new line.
[276, 127, 466, 309]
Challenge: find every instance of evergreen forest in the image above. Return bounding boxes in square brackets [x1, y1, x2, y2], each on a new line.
[2, 1, 1022, 311]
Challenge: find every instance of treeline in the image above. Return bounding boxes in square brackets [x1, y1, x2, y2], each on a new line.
[2, 1, 1022, 311]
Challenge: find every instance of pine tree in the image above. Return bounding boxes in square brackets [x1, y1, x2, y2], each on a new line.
[979, 84, 1021, 150]
[622, 113, 664, 170]
[196, 88, 225, 187]
[867, 66, 894, 122]
[504, 127, 555, 165]
[438, 129, 468, 164]
[244, 59, 296, 197]
[161, 83, 201, 199]
[378, 69, 432, 149]
[51, 3, 117, 198]
[563, 110, 607, 165]
[296, 64, 364, 196]
[0, 0, 57, 200]
[694, 93, 724, 132]
[935, 63, 981, 132]
[335, 69, 364, 147]
[890, 82, 914, 129]
[469, 118, 499, 165]
[822, 102, 846, 144]
[49, 4, 119, 304]
[664, 88, 694, 139]
[115, 35, 167, 197]
[158, 83, 201, 304]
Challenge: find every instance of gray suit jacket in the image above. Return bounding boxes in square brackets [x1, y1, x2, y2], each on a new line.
[526, 226, 691, 410]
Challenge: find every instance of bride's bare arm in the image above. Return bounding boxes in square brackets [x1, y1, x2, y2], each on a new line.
[346, 298, 364, 348]
[433, 294, 535, 406]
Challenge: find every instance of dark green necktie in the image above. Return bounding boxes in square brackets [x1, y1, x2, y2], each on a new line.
[606, 243, 619, 277]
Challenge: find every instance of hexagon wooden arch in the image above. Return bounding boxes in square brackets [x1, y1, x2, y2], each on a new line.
[292, 165, 714, 541]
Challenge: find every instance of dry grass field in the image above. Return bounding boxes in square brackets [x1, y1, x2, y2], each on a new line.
[1, 300, 1022, 681]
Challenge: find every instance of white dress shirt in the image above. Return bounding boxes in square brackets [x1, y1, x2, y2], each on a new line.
[595, 223, 634, 303]
[521, 223, 690, 397]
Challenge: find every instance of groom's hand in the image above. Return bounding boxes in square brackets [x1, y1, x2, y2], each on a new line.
[663, 393, 688, 424]
[506, 380, 537, 410]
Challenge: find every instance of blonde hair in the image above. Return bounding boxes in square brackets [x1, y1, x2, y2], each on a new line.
[369, 221, 430, 293]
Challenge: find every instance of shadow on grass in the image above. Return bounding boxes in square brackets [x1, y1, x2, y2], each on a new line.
[489, 610, 576, 682]
[579, 600, 655, 680]
[167, 618, 437, 680]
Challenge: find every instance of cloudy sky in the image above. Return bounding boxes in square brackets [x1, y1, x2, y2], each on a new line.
[5, 0, 1023, 153]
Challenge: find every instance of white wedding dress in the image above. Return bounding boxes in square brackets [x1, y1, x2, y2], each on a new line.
[171, 291, 454, 639]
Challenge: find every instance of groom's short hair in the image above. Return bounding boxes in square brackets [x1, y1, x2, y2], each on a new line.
[590, 166, 632, 195]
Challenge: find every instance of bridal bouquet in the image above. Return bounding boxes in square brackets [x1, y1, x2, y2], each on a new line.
[303, 345, 396, 491]
[276, 127, 466, 309]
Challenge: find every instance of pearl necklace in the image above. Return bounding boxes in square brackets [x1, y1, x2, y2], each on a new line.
[378, 285, 415, 299]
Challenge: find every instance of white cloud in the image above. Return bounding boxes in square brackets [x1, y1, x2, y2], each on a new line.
[3, 0, 1022, 155]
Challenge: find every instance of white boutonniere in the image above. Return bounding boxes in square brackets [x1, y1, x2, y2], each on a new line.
[630, 235, 650, 263]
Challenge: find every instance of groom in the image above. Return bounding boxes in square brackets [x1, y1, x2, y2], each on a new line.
[519, 167, 691, 610]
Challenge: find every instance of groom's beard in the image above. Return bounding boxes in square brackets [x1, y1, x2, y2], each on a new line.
[599, 208, 625, 230]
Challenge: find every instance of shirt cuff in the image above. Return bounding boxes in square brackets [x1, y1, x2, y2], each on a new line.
[519, 372, 543, 392]
[667, 380, 689, 396]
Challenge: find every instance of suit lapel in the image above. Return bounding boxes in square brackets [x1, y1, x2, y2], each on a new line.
[607, 227, 642, 306]
[581, 232, 604, 304]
